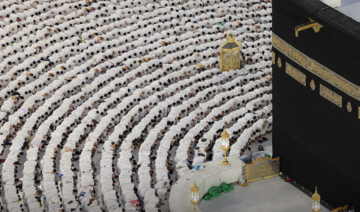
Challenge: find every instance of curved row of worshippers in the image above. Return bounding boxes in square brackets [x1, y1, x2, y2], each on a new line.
[0, 0, 271, 40]
[0, 63, 270, 210]
[0, 0, 270, 212]
[0, 0, 271, 76]
[7, 63, 271, 211]
[0, 18, 272, 212]
[0, 1, 272, 147]
[0, 31, 271, 151]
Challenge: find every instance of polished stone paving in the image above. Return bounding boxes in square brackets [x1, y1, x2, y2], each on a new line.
[198, 177, 330, 212]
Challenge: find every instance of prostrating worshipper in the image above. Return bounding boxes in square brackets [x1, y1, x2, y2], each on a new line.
[0, 1, 275, 211]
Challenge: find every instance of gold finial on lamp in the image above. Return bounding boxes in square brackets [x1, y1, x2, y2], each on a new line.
[221, 126, 230, 165]
[190, 180, 200, 212]
[312, 186, 321, 212]
[220, 32, 242, 71]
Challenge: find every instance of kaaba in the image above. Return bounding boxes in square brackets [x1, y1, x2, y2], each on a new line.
[273, 0, 360, 209]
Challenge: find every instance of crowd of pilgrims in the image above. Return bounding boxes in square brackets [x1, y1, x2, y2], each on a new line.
[0, 0, 273, 211]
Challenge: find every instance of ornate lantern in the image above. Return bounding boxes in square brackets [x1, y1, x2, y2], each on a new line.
[220, 32, 242, 71]
[221, 127, 230, 165]
[190, 180, 200, 212]
[312, 186, 321, 212]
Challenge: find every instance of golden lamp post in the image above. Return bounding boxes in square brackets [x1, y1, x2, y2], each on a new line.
[221, 127, 230, 165]
[219, 32, 242, 72]
[190, 180, 200, 212]
[312, 186, 321, 212]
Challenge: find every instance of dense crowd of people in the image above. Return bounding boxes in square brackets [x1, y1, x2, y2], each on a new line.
[0, 0, 272, 211]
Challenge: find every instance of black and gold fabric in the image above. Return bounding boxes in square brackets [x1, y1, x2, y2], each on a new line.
[272, 0, 360, 209]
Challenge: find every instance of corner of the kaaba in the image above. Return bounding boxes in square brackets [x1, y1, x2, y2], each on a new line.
[273, 0, 360, 210]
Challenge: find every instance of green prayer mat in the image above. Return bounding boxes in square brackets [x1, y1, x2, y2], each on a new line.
[203, 183, 235, 201]
[220, 182, 234, 193]
[203, 195, 212, 201]
[208, 186, 221, 197]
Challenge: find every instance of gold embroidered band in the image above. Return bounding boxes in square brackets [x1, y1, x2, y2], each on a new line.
[273, 33, 360, 101]
[286, 63, 306, 86]
[272, 52, 275, 64]
[347, 102, 352, 113]
[320, 84, 342, 108]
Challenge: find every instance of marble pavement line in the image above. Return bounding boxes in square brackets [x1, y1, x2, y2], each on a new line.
[169, 156, 245, 212]
[198, 177, 331, 212]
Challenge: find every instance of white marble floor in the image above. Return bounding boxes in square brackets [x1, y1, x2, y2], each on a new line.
[198, 177, 330, 212]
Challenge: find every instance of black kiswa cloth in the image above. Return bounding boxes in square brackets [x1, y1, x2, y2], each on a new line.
[273, 0, 360, 85]
[273, 0, 360, 210]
